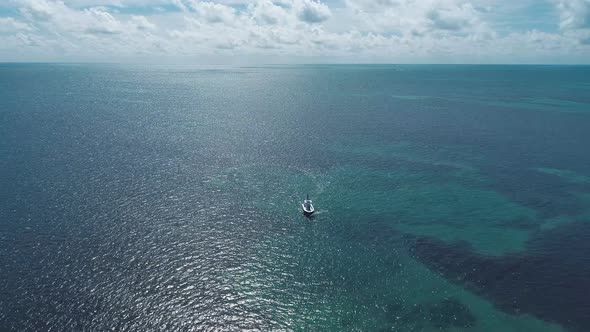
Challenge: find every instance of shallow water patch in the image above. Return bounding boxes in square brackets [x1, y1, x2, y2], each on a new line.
[410, 224, 590, 332]
[324, 168, 537, 256]
[535, 168, 590, 185]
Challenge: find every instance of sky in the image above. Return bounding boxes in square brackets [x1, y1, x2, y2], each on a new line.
[0, 0, 589, 63]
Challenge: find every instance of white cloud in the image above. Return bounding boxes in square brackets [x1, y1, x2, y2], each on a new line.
[130, 15, 156, 30]
[19, 0, 124, 34]
[83, 8, 124, 34]
[0, 17, 34, 32]
[1, 0, 589, 62]
[188, 1, 238, 23]
[427, 3, 479, 31]
[170, 0, 189, 11]
[17, 0, 162, 37]
[555, 0, 590, 30]
[297, 0, 331, 23]
[247, 0, 289, 25]
[553, 0, 590, 45]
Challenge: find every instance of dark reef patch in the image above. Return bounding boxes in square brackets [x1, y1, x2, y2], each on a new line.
[483, 165, 590, 220]
[384, 297, 475, 330]
[408, 221, 590, 331]
[429, 298, 476, 329]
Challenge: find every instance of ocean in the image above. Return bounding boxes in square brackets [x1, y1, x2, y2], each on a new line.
[1, 64, 589, 331]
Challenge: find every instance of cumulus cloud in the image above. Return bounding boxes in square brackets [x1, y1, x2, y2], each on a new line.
[0, 17, 34, 32]
[297, 0, 331, 23]
[553, 0, 590, 45]
[19, 0, 124, 34]
[555, 0, 590, 30]
[19, 0, 56, 21]
[1, 0, 589, 62]
[130, 15, 156, 30]
[427, 3, 479, 31]
[188, 1, 237, 23]
[171, 0, 189, 12]
[83, 8, 124, 34]
[62, 0, 168, 7]
[247, 0, 289, 25]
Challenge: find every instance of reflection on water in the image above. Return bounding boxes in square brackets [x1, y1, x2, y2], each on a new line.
[1, 64, 589, 331]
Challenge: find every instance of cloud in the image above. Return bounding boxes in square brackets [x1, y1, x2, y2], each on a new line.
[330, 0, 494, 49]
[61, 0, 169, 7]
[297, 0, 331, 23]
[83, 8, 124, 34]
[188, 1, 237, 23]
[555, 0, 590, 30]
[553, 0, 590, 45]
[427, 3, 479, 31]
[130, 15, 156, 30]
[1, 0, 589, 63]
[17, 0, 162, 36]
[19, 0, 56, 21]
[247, 0, 289, 25]
[0, 17, 34, 32]
[19, 0, 124, 34]
[171, 0, 189, 12]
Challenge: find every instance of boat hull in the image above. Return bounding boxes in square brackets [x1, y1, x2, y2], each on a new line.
[302, 204, 315, 215]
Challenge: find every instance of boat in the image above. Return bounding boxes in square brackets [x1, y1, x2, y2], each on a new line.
[302, 194, 315, 216]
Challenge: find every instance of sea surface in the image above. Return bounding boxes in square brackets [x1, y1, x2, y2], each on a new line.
[1, 64, 590, 331]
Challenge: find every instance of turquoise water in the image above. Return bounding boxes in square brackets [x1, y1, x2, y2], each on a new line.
[1, 64, 590, 331]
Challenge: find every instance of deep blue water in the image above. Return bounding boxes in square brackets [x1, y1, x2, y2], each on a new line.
[1, 64, 590, 331]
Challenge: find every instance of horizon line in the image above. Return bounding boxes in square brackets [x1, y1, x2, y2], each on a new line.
[1, 62, 590, 66]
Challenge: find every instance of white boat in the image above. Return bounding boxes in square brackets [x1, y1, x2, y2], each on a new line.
[302, 194, 314, 215]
